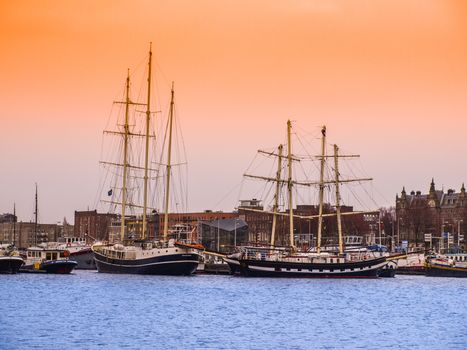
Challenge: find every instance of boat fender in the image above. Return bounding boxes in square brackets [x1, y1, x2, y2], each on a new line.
[63, 250, 70, 257]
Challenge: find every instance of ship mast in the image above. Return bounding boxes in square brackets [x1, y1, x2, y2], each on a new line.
[142, 43, 153, 240]
[317, 126, 326, 254]
[120, 69, 131, 242]
[270, 144, 283, 246]
[163, 82, 175, 242]
[34, 183, 38, 246]
[334, 144, 344, 255]
[13, 203, 16, 245]
[287, 120, 295, 249]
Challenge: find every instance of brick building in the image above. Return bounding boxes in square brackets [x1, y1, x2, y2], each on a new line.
[238, 199, 379, 249]
[396, 179, 467, 251]
[0, 221, 67, 248]
[74, 209, 237, 242]
[74, 210, 118, 241]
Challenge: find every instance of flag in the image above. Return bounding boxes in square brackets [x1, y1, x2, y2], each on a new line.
[108, 189, 113, 196]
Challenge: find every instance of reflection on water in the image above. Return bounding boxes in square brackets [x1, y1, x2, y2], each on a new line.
[1, 271, 466, 349]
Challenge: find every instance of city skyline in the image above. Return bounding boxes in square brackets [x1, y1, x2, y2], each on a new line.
[1, 0, 467, 224]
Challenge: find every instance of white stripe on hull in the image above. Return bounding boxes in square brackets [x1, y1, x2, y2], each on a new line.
[247, 261, 387, 273]
[94, 257, 198, 268]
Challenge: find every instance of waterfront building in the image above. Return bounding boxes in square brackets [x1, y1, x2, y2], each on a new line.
[238, 199, 379, 249]
[74, 210, 118, 241]
[396, 179, 467, 251]
[198, 218, 248, 253]
[74, 209, 237, 242]
[0, 221, 70, 248]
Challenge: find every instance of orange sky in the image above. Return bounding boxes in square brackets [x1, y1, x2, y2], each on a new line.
[1, 0, 467, 223]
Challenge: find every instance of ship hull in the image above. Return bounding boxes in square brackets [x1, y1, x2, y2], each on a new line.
[93, 251, 200, 275]
[0, 256, 24, 274]
[227, 257, 387, 278]
[69, 248, 96, 270]
[378, 267, 396, 278]
[20, 260, 78, 274]
[425, 264, 467, 278]
[378, 261, 397, 277]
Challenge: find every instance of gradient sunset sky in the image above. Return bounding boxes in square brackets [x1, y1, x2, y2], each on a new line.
[1, 0, 467, 224]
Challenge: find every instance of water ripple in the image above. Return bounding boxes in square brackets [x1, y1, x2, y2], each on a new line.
[1, 272, 466, 349]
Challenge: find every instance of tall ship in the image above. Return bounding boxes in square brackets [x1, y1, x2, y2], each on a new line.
[92, 44, 202, 275]
[225, 121, 387, 277]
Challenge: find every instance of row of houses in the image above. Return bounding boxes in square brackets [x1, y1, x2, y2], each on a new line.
[3, 179, 465, 252]
[72, 200, 381, 253]
[396, 179, 466, 251]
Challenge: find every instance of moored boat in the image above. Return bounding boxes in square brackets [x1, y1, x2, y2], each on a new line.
[225, 122, 387, 278]
[93, 44, 203, 275]
[226, 246, 386, 278]
[20, 246, 77, 274]
[424, 254, 467, 278]
[378, 260, 397, 277]
[58, 237, 95, 270]
[92, 240, 200, 275]
[0, 244, 24, 274]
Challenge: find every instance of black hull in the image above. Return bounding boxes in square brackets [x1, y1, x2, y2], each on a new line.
[396, 266, 425, 275]
[20, 260, 78, 274]
[94, 251, 199, 275]
[378, 261, 397, 277]
[425, 265, 467, 278]
[0, 257, 24, 274]
[70, 249, 96, 270]
[227, 257, 386, 278]
[378, 268, 396, 278]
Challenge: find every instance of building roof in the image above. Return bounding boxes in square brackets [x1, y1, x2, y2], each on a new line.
[199, 218, 248, 232]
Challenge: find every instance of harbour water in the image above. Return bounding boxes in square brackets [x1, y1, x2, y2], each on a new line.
[1, 272, 466, 349]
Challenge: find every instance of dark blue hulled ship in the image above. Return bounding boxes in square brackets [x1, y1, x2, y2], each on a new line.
[92, 240, 201, 275]
[224, 122, 388, 278]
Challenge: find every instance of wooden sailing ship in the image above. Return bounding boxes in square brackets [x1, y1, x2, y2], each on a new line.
[224, 121, 387, 278]
[92, 44, 202, 275]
